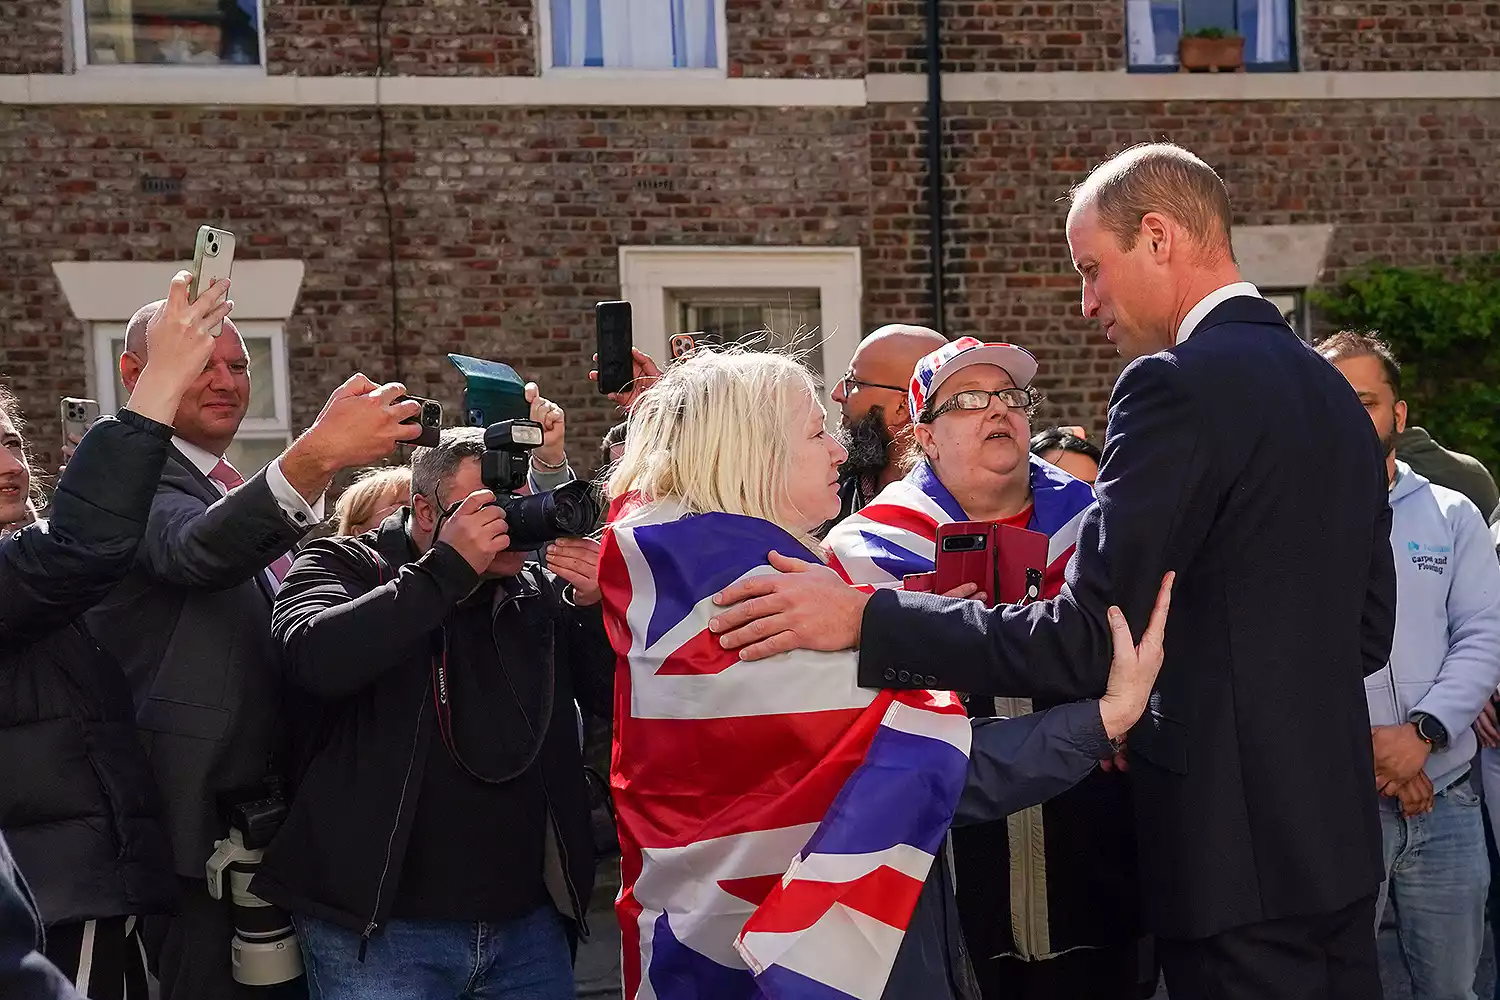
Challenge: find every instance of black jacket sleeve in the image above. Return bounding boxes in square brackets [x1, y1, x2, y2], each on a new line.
[859, 356, 1217, 702]
[0, 834, 80, 1000]
[273, 537, 481, 700]
[0, 411, 172, 651]
[558, 586, 615, 722]
[955, 701, 1114, 826]
[1361, 471, 1398, 678]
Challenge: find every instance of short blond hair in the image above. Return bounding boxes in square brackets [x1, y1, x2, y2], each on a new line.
[607, 347, 823, 534]
[334, 466, 412, 535]
[1071, 142, 1235, 260]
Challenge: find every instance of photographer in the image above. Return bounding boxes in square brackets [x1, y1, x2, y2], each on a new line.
[252, 428, 613, 999]
[1, 272, 227, 999]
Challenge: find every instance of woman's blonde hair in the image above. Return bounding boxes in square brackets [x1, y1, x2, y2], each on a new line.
[334, 465, 412, 535]
[607, 347, 823, 535]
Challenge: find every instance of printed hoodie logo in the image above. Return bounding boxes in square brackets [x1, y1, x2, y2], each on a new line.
[1407, 539, 1450, 574]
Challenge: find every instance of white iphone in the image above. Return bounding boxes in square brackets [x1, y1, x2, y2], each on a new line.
[190, 225, 236, 337]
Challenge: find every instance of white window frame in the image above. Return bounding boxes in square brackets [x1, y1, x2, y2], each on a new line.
[619, 246, 863, 424]
[91, 319, 292, 443]
[70, 0, 269, 75]
[536, 0, 729, 79]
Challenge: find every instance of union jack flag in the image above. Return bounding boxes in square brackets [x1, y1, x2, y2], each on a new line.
[598, 498, 972, 1000]
[823, 456, 1096, 597]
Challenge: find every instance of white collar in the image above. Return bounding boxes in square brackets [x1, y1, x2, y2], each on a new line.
[172, 436, 224, 478]
[1175, 281, 1262, 344]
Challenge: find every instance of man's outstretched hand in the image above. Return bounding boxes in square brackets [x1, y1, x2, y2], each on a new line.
[709, 551, 870, 660]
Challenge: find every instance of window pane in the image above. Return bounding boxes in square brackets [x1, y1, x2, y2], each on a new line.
[111, 333, 276, 420]
[550, 0, 718, 69]
[1264, 291, 1306, 340]
[83, 0, 262, 67]
[226, 436, 288, 477]
[1127, 0, 1294, 68]
[673, 290, 824, 376]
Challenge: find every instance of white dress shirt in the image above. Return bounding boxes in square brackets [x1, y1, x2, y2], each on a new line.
[1175, 281, 1263, 344]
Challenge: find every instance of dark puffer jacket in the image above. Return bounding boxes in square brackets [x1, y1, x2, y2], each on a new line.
[0, 412, 180, 925]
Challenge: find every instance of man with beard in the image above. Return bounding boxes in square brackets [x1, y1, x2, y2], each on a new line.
[827, 324, 949, 528]
[1321, 331, 1500, 1000]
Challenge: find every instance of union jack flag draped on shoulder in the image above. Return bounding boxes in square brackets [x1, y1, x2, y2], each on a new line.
[823, 455, 1096, 596]
[598, 496, 972, 1000]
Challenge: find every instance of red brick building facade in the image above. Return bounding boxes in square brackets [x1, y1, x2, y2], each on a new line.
[3, 1, 1498, 474]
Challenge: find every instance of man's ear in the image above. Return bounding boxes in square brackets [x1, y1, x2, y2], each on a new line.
[1140, 212, 1171, 259]
[119, 351, 145, 394]
[1394, 399, 1409, 436]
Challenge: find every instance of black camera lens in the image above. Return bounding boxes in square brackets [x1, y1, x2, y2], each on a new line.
[423, 401, 441, 423]
[499, 481, 601, 551]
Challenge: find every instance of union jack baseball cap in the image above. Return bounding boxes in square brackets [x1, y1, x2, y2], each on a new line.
[908, 337, 1039, 419]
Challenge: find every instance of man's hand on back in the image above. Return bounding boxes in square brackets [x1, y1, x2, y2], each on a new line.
[709, 551, 869, 660]
[281, 374, 423, 503]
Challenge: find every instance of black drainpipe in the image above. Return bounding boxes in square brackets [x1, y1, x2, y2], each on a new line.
[924, 0, 947, 334]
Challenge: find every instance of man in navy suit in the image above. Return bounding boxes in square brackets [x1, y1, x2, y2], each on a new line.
[708, 143, 1396, 1000]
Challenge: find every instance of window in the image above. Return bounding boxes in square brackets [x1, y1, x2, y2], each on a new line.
[1263, 289, 1309, 341]
[1126, 0, 1294, 70]
[74, 0, 263, 69]
[672, 289, 825, 375]
[543, 0, 724, 71]
[93, 321, 291, 475]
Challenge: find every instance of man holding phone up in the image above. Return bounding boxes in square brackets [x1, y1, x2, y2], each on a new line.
[85, 278, 427, 999]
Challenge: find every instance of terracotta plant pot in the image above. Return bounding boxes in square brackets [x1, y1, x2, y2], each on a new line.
[1178, 35, 1246, 72]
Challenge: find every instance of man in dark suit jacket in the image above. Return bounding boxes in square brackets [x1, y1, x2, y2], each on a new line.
[86, 302, 425, 999]
[708, 143, 1396, 1000]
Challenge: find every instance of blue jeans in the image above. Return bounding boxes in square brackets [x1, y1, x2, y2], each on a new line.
[1376, 775, 1489, 1000]
[297, 906, 574, 1000]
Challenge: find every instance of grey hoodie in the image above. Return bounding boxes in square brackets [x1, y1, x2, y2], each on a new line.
[1363, 462, 1500, 790]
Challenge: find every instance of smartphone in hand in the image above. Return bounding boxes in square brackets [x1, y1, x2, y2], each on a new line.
[397, 395, 444, 448]
[595, 301, 633, 396]
[190, 225, 236, 337]
[59, 397, 101, 448]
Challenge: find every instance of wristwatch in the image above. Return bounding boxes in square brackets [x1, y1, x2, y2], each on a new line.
[1410, 712, 1450, 753]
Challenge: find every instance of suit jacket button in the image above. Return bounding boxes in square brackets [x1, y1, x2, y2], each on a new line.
[883, 668, 896, 682]
[926, 675, 938, 686]
[898, 670, 910, 682]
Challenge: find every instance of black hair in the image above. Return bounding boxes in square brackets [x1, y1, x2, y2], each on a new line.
[1316, 330, 1402, 397]
[1029, 426, 1102, 463]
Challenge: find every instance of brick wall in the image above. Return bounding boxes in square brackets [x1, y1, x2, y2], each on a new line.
[1301, 0, 1500, 71]
[726, 0, 866, 78]
[0, 105, 870, 470]
[265, 0, 537, 76]
[868, 1, 1126, 74]
[0, 1, 66, 75]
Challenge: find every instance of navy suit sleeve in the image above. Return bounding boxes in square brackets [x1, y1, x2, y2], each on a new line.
[954, 702, 1114, 826]
[1361, 477, 1397, 679]
[859, 356, 1217, 701]
[0, 835, 80, 1000]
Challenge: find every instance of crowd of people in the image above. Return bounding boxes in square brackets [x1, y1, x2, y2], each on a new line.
[1, 140, 1499, 1000]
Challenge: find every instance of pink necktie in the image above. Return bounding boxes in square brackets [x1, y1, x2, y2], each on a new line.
[208, 459, 294, 584]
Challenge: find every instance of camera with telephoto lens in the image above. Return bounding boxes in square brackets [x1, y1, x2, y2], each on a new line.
[206, 786, 303, 986]
[446, 353, 601, 548]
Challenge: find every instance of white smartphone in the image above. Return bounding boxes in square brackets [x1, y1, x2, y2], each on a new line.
[190, 225, 236, 337]
[59, 397, 101, 447]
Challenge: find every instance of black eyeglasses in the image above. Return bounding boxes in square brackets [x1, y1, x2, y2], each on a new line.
[838, 371, 907, 395]
[923, 387, 1034, 422]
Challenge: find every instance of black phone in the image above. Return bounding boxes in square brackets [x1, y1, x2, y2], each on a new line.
[595, 301, 633, 396]
[398, 395, 443, 448]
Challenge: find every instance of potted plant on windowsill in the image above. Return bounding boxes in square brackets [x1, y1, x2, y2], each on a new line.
[1178, 27, 1246, 72]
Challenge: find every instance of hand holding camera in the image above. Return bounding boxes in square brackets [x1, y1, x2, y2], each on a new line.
[524, 382, 567, 469]
[546, 537, 602, 606]
[438, 490, 513, 575]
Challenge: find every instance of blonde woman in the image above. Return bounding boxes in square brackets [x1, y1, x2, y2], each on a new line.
[332, 466, 411, 536]
[598, 348, 1172, 1000]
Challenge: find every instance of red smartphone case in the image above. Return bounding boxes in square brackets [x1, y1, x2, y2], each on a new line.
[925, 520, 1049, 606]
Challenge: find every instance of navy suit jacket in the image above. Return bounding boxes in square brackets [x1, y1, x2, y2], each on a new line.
[861, 296, 1395, 940]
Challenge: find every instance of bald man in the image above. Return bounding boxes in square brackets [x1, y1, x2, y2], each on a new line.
[711, 143, 1395, 1000]
[86, 296, 423, 999]
[827, 324, 948, 526]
